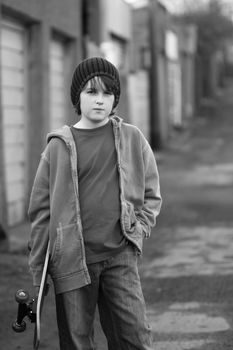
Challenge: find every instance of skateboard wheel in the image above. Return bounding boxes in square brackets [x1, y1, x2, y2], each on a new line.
[12, 320, 26, 332]
[15, 289, 29, 303]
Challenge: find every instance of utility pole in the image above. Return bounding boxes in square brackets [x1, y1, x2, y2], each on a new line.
[0, 105, 8, 243]
[0, 16, 8, 243]
[148, 0, 161, 149]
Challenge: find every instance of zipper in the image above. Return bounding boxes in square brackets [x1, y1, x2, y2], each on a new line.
[67, 140, 91, 283]
[67, 142, 80, 216]
[112, 123, 124, 227]
[112, 121, 142, 253]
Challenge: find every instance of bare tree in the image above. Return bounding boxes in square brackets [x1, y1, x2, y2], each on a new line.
[177, 0, 233, 55]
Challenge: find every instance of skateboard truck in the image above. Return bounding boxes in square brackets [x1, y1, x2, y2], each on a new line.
[12, 242, 50, 349]
[12, 289, 37, 332]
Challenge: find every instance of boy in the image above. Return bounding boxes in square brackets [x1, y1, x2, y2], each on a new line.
[28, 57, 162, 349]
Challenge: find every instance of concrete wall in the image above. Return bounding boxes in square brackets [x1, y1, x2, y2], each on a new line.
[130, 6, 150, 72]
[100, 0, 131, 43]
[0, 0, 81, 36]
[0, 0, 83, 227]
[86, 0, 132, 123]
[176, 23, 197, 121]
[128, 71, 150, 140]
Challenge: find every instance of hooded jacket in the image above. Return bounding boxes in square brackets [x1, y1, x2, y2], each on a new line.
[28, 116, 162, 294]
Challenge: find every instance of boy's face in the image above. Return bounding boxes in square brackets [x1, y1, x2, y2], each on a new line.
[79, 77, 115, 128]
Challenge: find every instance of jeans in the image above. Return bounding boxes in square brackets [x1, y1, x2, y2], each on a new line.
[55, 244, 153, 350]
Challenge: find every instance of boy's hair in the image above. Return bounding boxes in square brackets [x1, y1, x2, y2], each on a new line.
[75, 75, 118, 116]
[70, 57, 121, 113]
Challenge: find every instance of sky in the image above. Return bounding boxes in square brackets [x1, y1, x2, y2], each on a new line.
[124, 0, 194, 13]
[124, 0, 233, 15]
[124, 0, 188, 12]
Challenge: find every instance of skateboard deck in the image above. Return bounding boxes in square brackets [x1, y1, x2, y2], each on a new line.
[12, 241, 50, 349]
[34, 241, 50, 349]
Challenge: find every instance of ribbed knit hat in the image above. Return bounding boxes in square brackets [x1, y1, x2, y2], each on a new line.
[70, 57, 121, 108]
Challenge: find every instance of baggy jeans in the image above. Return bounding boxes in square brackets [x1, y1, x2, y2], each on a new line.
[55, 244, 153, 350]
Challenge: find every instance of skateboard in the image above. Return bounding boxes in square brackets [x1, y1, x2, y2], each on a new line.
[12, 242, 50, 349]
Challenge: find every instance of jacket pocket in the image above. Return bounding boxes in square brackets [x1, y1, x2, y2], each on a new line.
[123, 201, 143, 238]
[50, 223, 84, 278]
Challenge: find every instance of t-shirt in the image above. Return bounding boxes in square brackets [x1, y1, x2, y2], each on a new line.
[70, 121, 126, 264]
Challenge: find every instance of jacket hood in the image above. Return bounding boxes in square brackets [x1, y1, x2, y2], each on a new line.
[46, 115, 123, 145]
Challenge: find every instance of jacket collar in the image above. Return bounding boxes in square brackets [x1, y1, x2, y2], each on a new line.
[46, 115, 123, 145]
[47, 125, 73, 145]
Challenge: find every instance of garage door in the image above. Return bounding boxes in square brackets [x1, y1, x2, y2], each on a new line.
[49, 38, 66, 130]
[0, 20, 28, 226]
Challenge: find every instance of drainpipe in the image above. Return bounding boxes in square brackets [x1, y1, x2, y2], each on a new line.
[148, 0, 162, 149]
[0, 8, 9, 246]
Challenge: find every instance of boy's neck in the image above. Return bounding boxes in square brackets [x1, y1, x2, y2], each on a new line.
[73, 118, 109, 129]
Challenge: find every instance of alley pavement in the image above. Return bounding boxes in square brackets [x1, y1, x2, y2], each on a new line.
[140, 78, 233, 350]
[6, 79, 233, 349]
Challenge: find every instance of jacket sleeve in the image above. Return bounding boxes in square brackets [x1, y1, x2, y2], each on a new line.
[28, 148, 50, 286]
[136, 138, 162, 238]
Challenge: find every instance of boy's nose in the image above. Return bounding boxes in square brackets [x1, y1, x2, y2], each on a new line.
[96, 93, 104, 104]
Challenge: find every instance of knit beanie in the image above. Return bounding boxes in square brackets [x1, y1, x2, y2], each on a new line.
[70, 57, 121, 109]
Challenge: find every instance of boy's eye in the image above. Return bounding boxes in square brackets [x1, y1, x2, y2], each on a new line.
[86, 88, 113, 96]
[86, 88, 97, 94]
